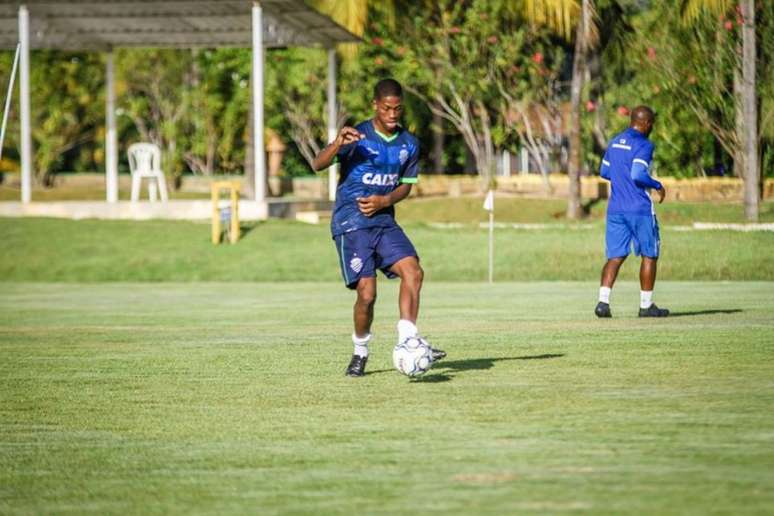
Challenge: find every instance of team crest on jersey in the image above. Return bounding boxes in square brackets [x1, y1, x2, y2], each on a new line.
[350, 257, 363, 273]
[399, 148, 409, 165]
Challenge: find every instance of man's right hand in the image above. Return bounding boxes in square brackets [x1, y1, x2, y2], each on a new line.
[312, 127, 364, 171]
[336, 127, 364, 148]
[656, 186, 666, 204]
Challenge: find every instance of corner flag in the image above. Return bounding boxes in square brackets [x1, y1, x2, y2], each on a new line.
[483, 189, 494, 212]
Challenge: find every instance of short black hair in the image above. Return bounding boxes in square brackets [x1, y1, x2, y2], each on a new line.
[630, 105, 655, 125]
[374, 78, 403, 100]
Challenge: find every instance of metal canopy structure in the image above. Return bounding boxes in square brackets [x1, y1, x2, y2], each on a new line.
[0, 1, 356, 204]
[0, 1, 358, 49]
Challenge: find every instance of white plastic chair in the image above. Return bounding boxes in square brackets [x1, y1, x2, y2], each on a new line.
[128, 142, 169, 202]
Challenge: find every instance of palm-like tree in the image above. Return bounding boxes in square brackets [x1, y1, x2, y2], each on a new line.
[682, 0, 759, 221]
[314, 0, 395, 59]
[566, 0, 596, 219]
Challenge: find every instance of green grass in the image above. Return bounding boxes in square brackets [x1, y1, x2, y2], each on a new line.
[398, 196, 774, 224]
[1, 282, 773, 514]
[1, 216, 773, 282]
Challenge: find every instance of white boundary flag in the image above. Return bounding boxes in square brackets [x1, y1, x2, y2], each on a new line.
[483, 189, 494, 212]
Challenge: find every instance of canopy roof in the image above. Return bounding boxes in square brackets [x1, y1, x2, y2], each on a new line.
[0, 0, 359, 50]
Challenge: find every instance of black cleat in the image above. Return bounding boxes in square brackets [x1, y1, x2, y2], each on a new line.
[345, 354, 368, 377]
[639, 303, 669, 318]
[595, 301, 612, 318]
[431, 348, 447, 362]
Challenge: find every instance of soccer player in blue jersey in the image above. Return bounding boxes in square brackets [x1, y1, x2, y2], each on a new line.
[312, 78, 445, 377]
[595, 105, 670, 318]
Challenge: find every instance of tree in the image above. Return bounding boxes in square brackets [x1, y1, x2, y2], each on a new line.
[116, 49, 195, 185]
[679, 0, 763, 221]
[375, 0, 556, 188]
[0, 51, 105, 185]
[183, 49, 250, 176]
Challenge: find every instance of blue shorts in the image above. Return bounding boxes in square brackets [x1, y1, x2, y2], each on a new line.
[334, 226, 418, 289]
[605, 212, 660, 259]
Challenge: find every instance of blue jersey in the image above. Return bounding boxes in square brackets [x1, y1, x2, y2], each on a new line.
[330, 120, 419, 237]
[600, 127, 662, 216]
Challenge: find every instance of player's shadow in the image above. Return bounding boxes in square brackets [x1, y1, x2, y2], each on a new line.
[436, 354, 565, 373]
[668, 309, 743, 317]
[366, 354, 564, 381]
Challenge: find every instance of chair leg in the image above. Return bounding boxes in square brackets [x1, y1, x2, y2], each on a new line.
[131, 173, 141, 202]
[149, 180, 158, 202]
[157, 174, 169, 202]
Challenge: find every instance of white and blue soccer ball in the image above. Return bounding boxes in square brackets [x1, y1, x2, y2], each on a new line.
[393, 337, 433, 377]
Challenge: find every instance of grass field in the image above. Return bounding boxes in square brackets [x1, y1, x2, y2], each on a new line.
[1, 216, 773, 282]
[1, 281, 773, 514]
[397, 196, 774, 224]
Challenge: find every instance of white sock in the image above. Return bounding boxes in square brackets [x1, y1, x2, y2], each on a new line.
[599, 286, 611, 304]
[640, 290, 653, 309]
[352, 333, 371, 357]
[397, 319, 418, 344]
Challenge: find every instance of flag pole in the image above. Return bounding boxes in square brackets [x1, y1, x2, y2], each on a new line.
[488, 207, 494, 284]
[483, 189, 494, 284]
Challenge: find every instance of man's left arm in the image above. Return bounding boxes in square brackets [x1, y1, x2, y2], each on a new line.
[357, 184, 412, 217]
[600, 149, 612, 180]
[630, 143, 665, 203]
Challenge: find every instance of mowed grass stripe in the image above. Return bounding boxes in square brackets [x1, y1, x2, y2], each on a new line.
[1, 282, 773, 514]
[1, 217, 773, 282]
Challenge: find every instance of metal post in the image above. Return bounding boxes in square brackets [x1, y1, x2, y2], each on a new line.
[105, 51, 118, 203]
[0, 44, 20, 163]
[252, 2, 266, 202]
[520, 147, 529, 175]
[19, 5, 31, 203]
[327, 48, 338, 201]
[501, 149, 511, 177]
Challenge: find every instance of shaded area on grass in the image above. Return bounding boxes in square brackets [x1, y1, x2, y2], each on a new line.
[370, 354, 566, 379]
[668, 308, 744, 317]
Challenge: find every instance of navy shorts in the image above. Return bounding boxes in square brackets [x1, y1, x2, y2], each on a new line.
[334, 226, 418, 289]
[605, 212, 660, 259]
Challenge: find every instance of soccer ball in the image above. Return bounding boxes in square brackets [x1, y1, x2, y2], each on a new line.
[393, 337, 433, 377]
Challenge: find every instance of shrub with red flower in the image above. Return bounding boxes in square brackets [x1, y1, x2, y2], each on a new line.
[531, 52, 543, 64]
[586, 100, 596, 112]
[617, 106, 630, 117]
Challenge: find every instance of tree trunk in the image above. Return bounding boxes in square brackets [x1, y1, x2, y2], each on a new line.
[733, 62, 744, 179]
[741, 0, 758, 221]
[431, 109, 444, 174]
[567, 0, 588, 220]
